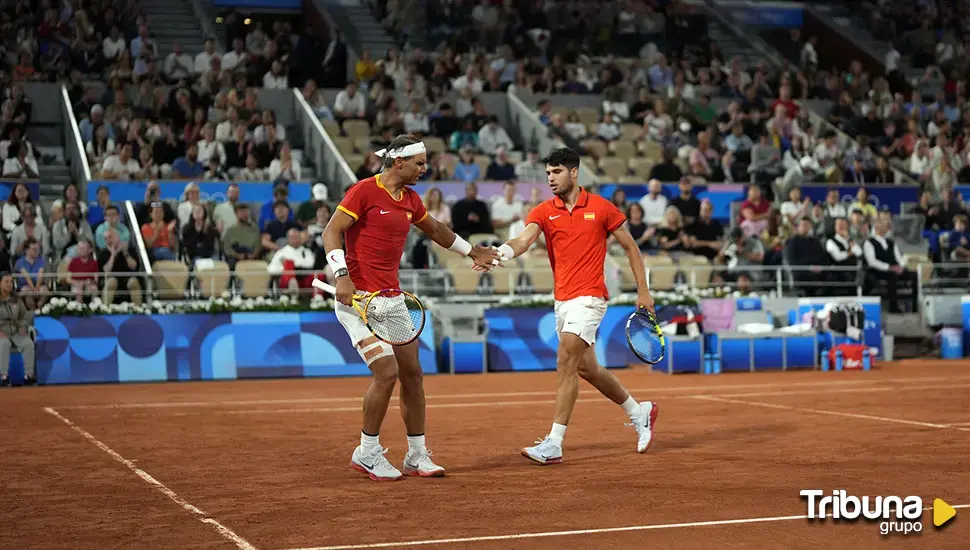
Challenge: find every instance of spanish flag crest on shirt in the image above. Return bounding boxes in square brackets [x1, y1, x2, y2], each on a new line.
[584, 212, 596, 220]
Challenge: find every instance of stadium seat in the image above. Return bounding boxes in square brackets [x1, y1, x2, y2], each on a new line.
[424, 137, 447, 155]
[575, 108, 600, 128]
[153, 260, 190, 299]
[598, 157, 628, 180]
[473, 155, 491, 175]
[196, 261, 231, 298]
[450, 267, 482, 294]
[333, 137, 356, 157]
[608, 253, 637, 291]
[491, 267, 514, 295]
[902, 254, 932, 283]
[629, 157, 656, 179]
[522, 256, 554, 293]
[641, 140, 663, 162]
[678, 255, 713, 289]
[468, 233, 501, 246]
[322, 119, 341, 137]
[581, 139, 607, 159]
[644, 255, 676, 291]
[610, 140, 637, 161]
[235, 260, 272, 298]
[342, 119, 371, 138]
[353, 137, 373, 154]
[620, 124, 641, 141]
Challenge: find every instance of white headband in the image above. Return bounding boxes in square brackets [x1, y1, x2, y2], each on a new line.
[375, 142, 426, 159]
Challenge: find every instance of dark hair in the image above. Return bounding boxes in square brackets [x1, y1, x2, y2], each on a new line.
[541, 147, 580, 171]
[6, 182, 31, 205]
[105, 204, 120, 214]
[382, 134, 423, 169]
[273, 200, 290, 210]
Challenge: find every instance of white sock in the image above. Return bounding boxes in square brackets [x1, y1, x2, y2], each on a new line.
[548, 422, 567, 445]
[620, 396, 641, 419]
[407, 434, 426, 455]
[360, 431, 381, 453]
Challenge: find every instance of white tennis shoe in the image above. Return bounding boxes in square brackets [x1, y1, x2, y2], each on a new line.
[402, 449, 446, 477]
[627, 401, 659, 453]
[351, 445, 402, 481]
[521, 435, 563, 465]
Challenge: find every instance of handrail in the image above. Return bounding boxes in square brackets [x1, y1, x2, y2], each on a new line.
[292, 87, 357, 197]
[186, 0, 225, 52]
[507, 89, 600, 186]
[60, 85, 92, 190]
[126, 200, 153, 279]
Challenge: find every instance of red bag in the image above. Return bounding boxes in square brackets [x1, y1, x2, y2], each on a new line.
[827, 344, 869, 370]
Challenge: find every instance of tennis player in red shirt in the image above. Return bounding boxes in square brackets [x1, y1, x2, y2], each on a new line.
[323, 134, 498, 481]
[487, 147, 658, 465]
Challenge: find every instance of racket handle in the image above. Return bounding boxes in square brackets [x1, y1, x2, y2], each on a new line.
[311, 278, 336, 295]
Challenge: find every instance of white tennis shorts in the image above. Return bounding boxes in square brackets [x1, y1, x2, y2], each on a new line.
[554, 296, 608, 346]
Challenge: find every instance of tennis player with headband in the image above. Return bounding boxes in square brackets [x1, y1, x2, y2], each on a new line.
[481, 147, 658, 465]
[323, 134, 499, 481]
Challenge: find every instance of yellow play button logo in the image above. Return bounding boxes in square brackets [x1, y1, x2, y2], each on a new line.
[934, 499, 956, 527]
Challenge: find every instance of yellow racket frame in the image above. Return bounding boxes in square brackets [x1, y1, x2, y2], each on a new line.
[312, 280, 426, 346]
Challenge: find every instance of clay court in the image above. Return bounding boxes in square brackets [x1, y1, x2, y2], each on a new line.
[4, 359, 969, 549]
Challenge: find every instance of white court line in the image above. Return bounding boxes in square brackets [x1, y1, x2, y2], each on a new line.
[138, 382, 970, 417]
[54, 374, 970, 410]
[44, 407, 257, 550]
[944, 422, 970, 427]
[693, 395, 970, 432]
[281, 504, 970, 550]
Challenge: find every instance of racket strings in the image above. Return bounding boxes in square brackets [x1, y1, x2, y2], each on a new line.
[365, 291, 425, 345]
[627, 313, 665, 363]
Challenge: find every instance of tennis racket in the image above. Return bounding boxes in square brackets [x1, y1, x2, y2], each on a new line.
[312, 279, 426, 346]
[625, 307, 666, 364]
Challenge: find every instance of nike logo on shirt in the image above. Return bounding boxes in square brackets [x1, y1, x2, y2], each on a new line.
[549, 215, 561, 220]
[380, 210, 391, 214]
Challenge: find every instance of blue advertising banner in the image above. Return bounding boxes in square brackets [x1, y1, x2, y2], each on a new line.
[796, 297, 883, 358]
[87, 180, 312, 204]
[34, 311, 437, 384]
[211, 0, 302, 8]
[718, 0, 803, 28]
[0, 179, 40, 201]
[598, 183, 746, 222]
[962, 296, 970, 356]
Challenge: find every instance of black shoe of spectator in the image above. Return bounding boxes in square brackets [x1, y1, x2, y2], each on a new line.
[1, 377, 8, 387]
[24, 376, 37, 386]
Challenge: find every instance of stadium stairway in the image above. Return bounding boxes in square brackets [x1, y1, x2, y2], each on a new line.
[23, 89, 70, 201]
[700, 3, 765, 70]
[315, 0, 397, 58]
[140, 0, 208, 59]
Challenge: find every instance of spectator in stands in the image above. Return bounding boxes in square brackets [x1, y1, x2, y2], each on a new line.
[94, 205, 130, 251]
[197, 124, 226, 168]
[849, 187, 878, 222]
[306, 202, 332, 256]
[423, 187, 450, 228]
[596, 112, 621, 142]
[134, 182, 176, 226]
[669, 177, 700, 225]
[1, 141, 39, 179]
[477, 115, 514, 156]
[268, 228, 317, 299]
[253, 126, 282, 168]
[141, 204, 178, 262]
[489, 181, 523, 239]
[452, 146, 481, 183]
[334, 81, 367, 123]
[255, 111, 286, 144]
[100, 143, 141, 179]
[621, 203, 654, 253]
[0, 272, 35, 386]
[638, 179, 667, 227]
[649, 150, 683, 182]
[182, 205, 219, 264]
[485, 147, 515, 181]
[719, 227, 765, 293]
[813, 130, 841, 183]
[14, 238, 47, 310]
[3, 183, 42, 238]
[430, 103, 458, 142]
[172, 143, 204, 179]
[749, 132, 783, 187]
[165, 42, 193, 83]
[67, 239, 99, 302]
[403, 100, 430, 136]
[177, 183, 203, 229]
[295, 183, 329, 227]
[863, 218, 918, 313]
[9, 202, 49, 261]
[785, 218, 829, 295]
[739, 185, 772, 238]
[52, 203, 95, 262]
[656, 206, 688, 256]
[99, 228, 142, 306]
[449, 118, 479, 152]
[780, 186, 812, 229]
[945, 215, 970, 264]
[87, 186, 113, 229]
[268, 142, 301, 181]
[826, 217, 863, 289]
[515, 150, 545, 183]
[451, 182, 492, 239]
[79, 105, 111, 142]
[686, 200, 724, 261]
[222, 204, 262, 270]
[261, 200, 302, 258]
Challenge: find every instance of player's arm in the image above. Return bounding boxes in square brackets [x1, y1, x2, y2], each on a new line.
[414, 214, 499, 268]
[322, 209, 356, 304]
[612, 223, 655, 313]
[496, 222, 542, 260]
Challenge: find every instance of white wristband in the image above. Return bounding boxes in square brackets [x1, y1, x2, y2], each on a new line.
[497, 243, 516, 261]
[448, 235, 473, 256]
[326, 249, 348, 272]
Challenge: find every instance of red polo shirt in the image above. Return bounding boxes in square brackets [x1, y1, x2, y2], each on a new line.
[526, 188, 626, 301]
